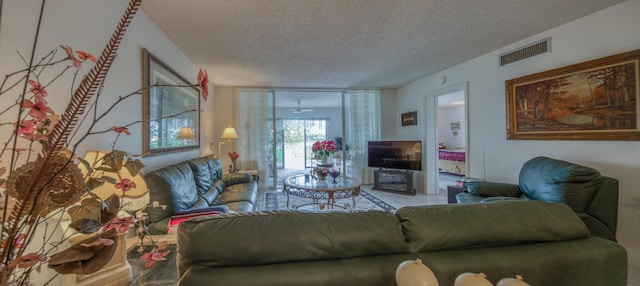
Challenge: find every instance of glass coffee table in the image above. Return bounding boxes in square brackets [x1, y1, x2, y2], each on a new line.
[283, 174, 361, 210]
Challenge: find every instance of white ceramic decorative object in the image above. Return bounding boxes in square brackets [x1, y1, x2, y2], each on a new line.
[396, 258, 439, 286]
[496, 275, 530, 286]
[454, 272, 494, 286]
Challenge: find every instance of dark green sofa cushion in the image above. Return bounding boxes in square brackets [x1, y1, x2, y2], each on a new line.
[419, 237, 627, 286]
[177, 210, 410, 275]
[199, 187, 221, 205]
[179, 254, 415, 286]
[519, 156, 603, 212]
[213, 183, 257, 206]
[187, 157, 214, 195]
[204, 156, 223, 181]
[144, 162, 198, 223]
[396, 200, 590, 253]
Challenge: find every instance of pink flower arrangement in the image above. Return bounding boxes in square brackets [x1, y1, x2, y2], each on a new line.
[311, 140, 338, 157]
[229, 151, 239, 172]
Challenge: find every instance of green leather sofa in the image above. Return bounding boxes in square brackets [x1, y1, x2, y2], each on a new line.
[176, 200, 627, 286]
[143, 155, 257, 234]
[456, 156, 619, 241]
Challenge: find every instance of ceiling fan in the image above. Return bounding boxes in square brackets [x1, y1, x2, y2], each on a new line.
[289, 99, 313, 113]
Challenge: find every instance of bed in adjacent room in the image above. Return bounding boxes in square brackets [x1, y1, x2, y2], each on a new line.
[438, 149, 465, 175]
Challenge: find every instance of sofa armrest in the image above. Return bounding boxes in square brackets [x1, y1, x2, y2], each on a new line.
[584, 176, 619, 241]
[222, 173, 253, 185]
[466, 181, 522, 197]
[455, 192, 485, 204]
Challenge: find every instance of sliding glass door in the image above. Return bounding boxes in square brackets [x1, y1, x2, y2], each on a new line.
[272, 118, 329, 169]
[270, 91, 341, 186]
[236, 89, 380, 189]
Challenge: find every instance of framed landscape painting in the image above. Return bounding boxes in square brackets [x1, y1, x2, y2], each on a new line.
[506, 49, 640, 140]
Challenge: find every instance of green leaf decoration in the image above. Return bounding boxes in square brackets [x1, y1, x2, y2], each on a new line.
[102, 175, 118, 184]
[85, 177, 105, 191]
[102, 150, 126, 171]
[67, 197, 103, 222]
[77, 156, 93, 174]
[124, 158, 145, 177]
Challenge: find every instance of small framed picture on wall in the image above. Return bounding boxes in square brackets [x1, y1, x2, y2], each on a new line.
[402, 111, 418, 126]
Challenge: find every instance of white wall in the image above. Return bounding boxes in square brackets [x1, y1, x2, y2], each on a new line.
[0, 1, 213, 283]
[438, 105, 466, 150]
[212, 86, 235, 168]
[397, 0, 640, 283]
[380, 88, 398, 140]
[0, 0, 215, 173]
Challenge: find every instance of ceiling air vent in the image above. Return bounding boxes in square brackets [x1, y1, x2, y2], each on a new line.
[499, 38, 551, 67]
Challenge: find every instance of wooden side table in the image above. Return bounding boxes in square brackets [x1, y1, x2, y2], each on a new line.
[238, 169, 259, 182]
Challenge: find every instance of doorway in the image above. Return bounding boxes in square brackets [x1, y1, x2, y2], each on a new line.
[436, 90, 467, 192]
[276, 119, 329, 169]
[423, 82, 469, 195]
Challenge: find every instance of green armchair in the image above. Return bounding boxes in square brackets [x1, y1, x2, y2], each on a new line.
[456, 156, 619, 241]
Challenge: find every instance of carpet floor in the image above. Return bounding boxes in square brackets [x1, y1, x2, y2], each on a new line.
[263, 189, 397, 212]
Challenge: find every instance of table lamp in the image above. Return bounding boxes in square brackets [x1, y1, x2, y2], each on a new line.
[218, 126, 238, 157]
[79, 150, 148, 199]
[177, 126, 196, 142]
[72, 150, 147, 233]
[79, 150, 152, 252]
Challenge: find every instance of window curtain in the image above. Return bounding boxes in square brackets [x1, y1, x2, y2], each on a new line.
[235, 89, 272, 188]
[345, 90, 380, 184]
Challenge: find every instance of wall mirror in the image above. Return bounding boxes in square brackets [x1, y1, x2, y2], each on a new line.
[141, 48, 200, 155]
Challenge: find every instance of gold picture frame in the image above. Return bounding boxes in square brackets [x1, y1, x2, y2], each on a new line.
[506, 49, 640, 140]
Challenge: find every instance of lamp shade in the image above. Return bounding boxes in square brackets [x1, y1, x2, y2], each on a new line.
[412, 142, 422, 152]
[220, 127, 238, 140]
[79, 150, 148, 199]
[177, 127, 196, 139]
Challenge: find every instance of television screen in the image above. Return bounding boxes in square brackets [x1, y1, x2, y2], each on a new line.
[367, 140, 422, 171]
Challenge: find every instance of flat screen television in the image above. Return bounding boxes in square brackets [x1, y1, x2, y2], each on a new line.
[367, 140, 422, 171]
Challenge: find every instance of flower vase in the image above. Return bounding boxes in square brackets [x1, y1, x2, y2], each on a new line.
[318, 154, 333, 168]
[314, 167, 329, 181]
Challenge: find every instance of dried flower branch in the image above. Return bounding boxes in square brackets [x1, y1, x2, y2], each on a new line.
[0, 0, 210, 284]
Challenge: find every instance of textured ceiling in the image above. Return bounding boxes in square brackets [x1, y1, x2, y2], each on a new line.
[141, 0, 624, 89]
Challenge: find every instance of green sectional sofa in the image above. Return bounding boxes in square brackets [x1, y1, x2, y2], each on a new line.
[456, 156, 619, 241]
[176, 200, 627, 286]
[143, 155, 257, 234]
